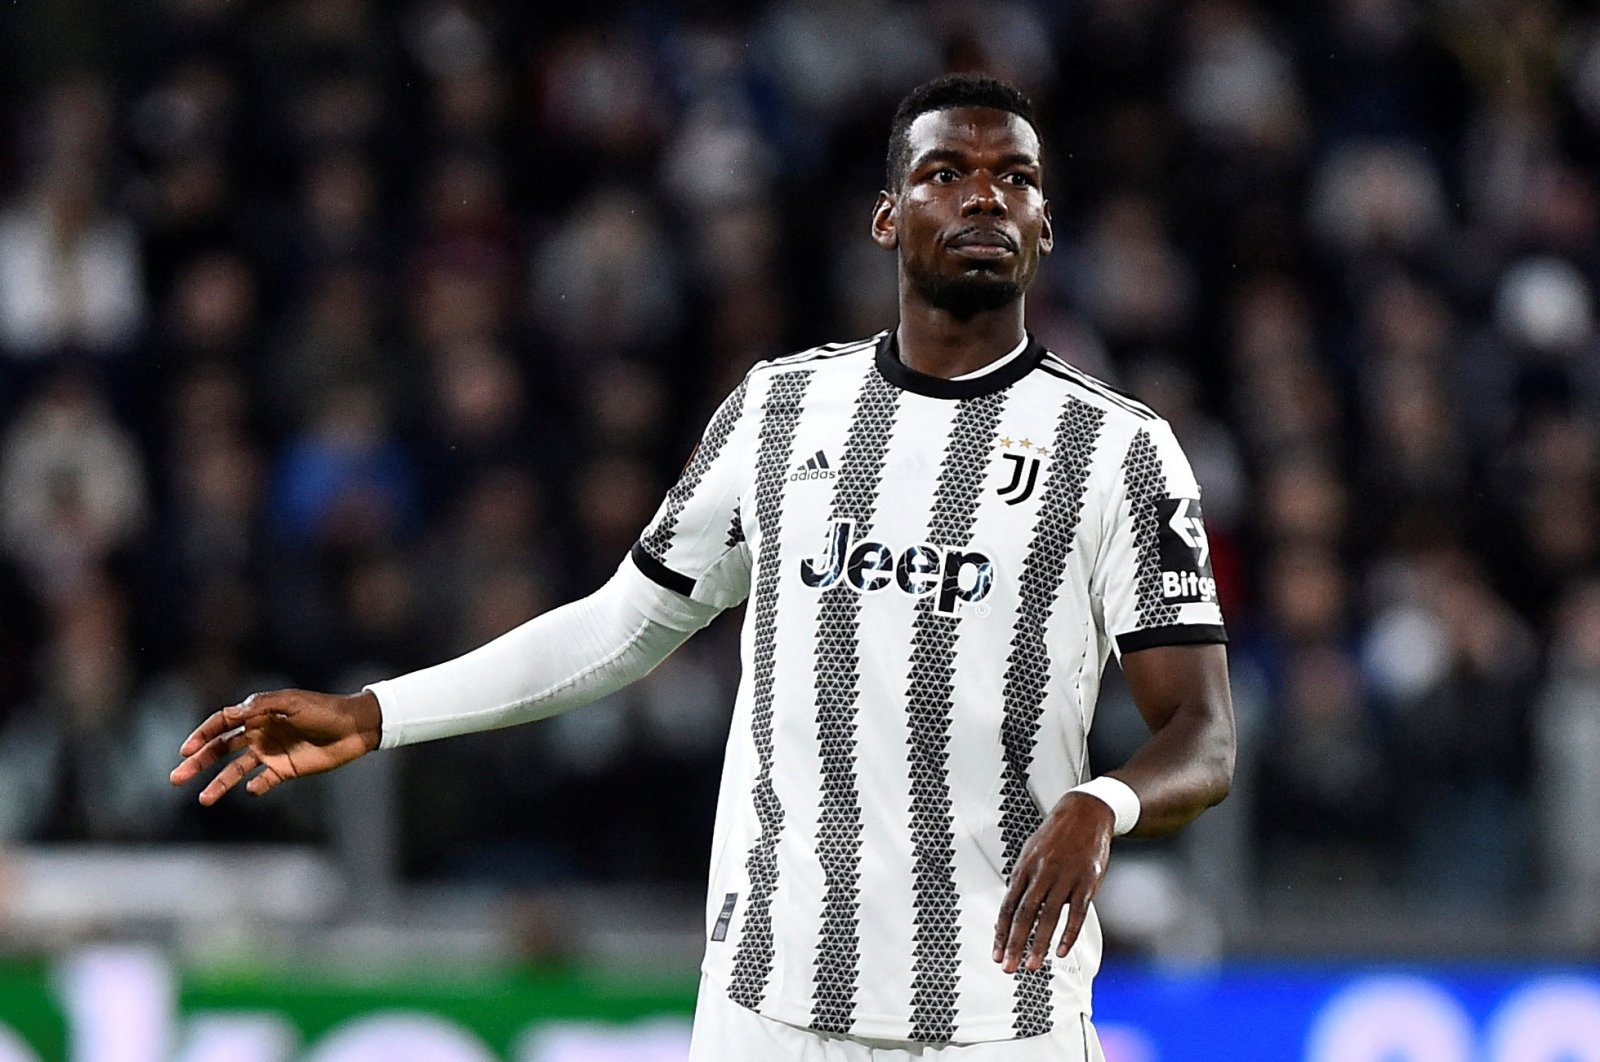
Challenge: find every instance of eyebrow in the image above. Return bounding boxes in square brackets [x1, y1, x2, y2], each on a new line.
[910, 148, 1042, 172]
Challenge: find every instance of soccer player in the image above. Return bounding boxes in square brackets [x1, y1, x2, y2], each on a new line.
[172, 74, 1234, 1061]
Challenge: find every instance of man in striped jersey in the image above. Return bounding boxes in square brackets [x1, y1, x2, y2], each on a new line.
[173, 74, 1235, 1060]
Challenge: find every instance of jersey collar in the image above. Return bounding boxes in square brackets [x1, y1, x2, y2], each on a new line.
[875, 328, 1045, 399]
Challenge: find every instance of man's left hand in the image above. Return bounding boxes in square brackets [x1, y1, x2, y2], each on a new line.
[993, 791, 1115, 973]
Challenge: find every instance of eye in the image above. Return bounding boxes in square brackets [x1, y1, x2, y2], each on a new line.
[929, 168, 959, 183]
[1004, 172, 1036, 187]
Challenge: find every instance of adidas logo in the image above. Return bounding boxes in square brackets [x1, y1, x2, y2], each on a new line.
[789, 450, 838, 482]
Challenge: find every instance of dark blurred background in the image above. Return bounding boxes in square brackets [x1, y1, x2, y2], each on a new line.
[0, 0, 1597, 982]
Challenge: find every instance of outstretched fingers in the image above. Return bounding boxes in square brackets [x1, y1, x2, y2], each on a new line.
[198, 747, 261, 806]
[178, 694, 283, 757]
[179, 709, 235, 759]
[245, 764, 287, 797]
[169, 728, 249, 785]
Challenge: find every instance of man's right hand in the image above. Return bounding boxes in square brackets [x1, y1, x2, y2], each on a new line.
[169, 689, 383, 805]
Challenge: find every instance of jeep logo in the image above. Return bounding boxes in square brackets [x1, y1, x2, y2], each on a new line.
[799, 520, 994, 615]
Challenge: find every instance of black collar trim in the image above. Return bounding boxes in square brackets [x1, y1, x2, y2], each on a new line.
[874, 329, 1044, 399]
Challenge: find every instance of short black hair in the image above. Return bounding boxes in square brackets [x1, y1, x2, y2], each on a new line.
[885, 74, 1038, 191]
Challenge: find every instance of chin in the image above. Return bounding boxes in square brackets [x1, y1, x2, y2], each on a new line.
[914, 273, 1024, 320]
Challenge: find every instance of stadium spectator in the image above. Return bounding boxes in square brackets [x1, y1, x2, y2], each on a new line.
[268, 384, 419, 551]
[0, 78, 144, 363]
[0, 372, 147, 601]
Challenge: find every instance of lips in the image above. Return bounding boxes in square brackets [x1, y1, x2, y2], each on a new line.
[946, 228, 1018, 256]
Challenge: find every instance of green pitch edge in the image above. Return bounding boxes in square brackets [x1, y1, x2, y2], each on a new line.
[180, 966, 700, 1055]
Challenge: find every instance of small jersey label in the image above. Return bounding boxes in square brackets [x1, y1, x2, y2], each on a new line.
[711, 892, 738, 941]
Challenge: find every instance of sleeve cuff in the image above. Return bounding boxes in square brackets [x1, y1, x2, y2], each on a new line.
[1116, 624, 1228, 655]
[365, 680, 406, 750]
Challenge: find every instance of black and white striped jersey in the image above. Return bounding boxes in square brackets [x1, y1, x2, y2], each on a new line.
[632, 330, 1226, 1044]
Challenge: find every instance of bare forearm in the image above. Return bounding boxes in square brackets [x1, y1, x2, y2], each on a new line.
[1111, 642, 1236, 837]
[1108, 699, 1234, 836]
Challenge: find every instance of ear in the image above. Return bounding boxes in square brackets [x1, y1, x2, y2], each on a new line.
[871, 190, 897, 250]
[1038, 198, 1054, 257]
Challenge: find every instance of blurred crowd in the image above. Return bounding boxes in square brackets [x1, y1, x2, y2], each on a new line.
[0, 0, 1597, 915]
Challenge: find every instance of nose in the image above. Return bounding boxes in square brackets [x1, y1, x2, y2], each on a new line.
[961, 174, 1006, 217]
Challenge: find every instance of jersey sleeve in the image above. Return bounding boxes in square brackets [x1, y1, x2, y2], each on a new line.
[1094, 419, 1228, 656]
[630, 375, 754, 611]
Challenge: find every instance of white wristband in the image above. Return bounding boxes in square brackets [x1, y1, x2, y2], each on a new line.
[1069, 776, 1141, 836]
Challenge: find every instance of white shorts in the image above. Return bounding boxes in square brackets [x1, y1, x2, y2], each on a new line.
[687, 975, 1106, 1062]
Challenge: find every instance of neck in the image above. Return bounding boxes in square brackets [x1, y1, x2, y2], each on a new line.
[894, 294, 1027, 379]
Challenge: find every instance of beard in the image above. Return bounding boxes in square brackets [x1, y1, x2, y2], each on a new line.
[911, 268, 1024, 320]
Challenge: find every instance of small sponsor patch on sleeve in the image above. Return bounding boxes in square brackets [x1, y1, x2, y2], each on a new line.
[711, 892, 738, 941]
[1154, 497, 1217, 604]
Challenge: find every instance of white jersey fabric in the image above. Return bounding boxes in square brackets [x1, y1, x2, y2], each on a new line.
[686, 973, 1107, 1061]
[632, 330, 1226, 1044]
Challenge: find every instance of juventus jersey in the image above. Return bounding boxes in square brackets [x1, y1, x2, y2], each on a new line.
[632, 330, 1226, 1044]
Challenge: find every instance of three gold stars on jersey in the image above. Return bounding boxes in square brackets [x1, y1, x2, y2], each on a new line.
[998, 436, 1050, 457]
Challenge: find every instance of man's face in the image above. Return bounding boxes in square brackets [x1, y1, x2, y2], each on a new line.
[873, 107, 1052, 319]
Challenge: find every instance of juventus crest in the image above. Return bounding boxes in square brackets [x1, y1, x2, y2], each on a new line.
[996, 436, 1049, 505]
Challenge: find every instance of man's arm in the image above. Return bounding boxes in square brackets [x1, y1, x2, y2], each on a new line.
[993, 643, 1234, 972]
[173, 366, 755, 806]
[170, 556, 720, 804]
[1104, 642, 1236, 834]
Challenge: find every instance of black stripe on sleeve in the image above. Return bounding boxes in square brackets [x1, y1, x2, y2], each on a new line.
[1116, 624, 1229, 655]
[630, 541, 696, 597]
